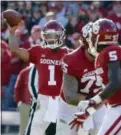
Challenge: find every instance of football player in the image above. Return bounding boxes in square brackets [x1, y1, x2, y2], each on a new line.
[70, 18, 121, 135]
[8, 20, 71, 135]
[14, 63, 38, 135]
[57, 22, 107, 135]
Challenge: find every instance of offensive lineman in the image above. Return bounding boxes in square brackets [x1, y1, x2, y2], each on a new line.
[57, 23, 107, 135]
[70, 18, 121, 135]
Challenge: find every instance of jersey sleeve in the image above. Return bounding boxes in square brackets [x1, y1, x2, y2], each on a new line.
[96, 46, 121, 67]
[62, 54, 79, 77]
[28, 45, 41, 64]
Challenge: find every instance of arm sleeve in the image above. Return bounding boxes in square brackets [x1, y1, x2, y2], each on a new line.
[62, 55, 79, 77]
[28, 46, 40, 63]
[100, 61, 121, 100]
[103, 47, 121, 63]
[14, 70, 23, 103]
[2, 50, 11, 64]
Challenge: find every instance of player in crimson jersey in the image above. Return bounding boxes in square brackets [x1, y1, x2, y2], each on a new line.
[8, 20, 71, 135]
[56, 23, 107, 135]
[70, 18, 121, 135]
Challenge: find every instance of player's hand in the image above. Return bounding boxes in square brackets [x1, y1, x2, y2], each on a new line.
[69, 112, 89, 132]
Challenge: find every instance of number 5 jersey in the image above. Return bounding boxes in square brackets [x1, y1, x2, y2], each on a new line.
[95, 45, 121, 105]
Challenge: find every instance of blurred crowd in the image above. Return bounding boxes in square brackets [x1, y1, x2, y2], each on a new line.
[1, 1, 121, 111]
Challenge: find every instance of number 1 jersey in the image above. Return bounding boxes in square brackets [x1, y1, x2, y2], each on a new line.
[28, 45, 70, 96]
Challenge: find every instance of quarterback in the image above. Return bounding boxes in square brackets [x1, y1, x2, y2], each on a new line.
[8, 20, 71, 135]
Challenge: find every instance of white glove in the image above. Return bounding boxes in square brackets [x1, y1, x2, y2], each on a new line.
[77, 100, 90, 112]
[77, 100, 97, 115]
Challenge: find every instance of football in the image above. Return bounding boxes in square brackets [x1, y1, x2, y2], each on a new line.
[2, 9, 21, 27]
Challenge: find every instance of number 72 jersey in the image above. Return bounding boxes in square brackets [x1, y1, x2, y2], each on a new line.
[28, 45, 70, 96]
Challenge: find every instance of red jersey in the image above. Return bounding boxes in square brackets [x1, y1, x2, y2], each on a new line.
[28, 46, 70, 96]
[14, 66, 31, 104]
[95, 45, 121, 105]
[61, 47, 104, 101]
[1, 40, 12, 86]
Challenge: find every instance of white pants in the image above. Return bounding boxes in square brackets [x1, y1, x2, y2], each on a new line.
[25, 94, 59, 135]
[97, 105, 121, 135]
[56, 97, 90, 135]
[77, 105, 107, 135]
[56, 97, 107, 135]
[56, 118, 78, 135]
[18, 102, 31, 135]
[89, 105, 107, 135]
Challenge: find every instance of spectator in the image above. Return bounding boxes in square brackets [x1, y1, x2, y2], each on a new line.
[87, 4, 102, 22]
[23, 25, 43, 48]
[7, 2, 16, 10]
[51, 2, 68, 27]
[1, 40, 12, 110]
[65, 16, 79, 36]
[65, 7, 74, 21]
[14, 65, 32, 135]
[55, 1, 66, 18]
[76, 7, 88, 32]
[1, 1, 7, 11]
[26, 8, 42, 33]
[1, 40, 11, 86]
[66, 1, 80, 17]
[16, 1, 26, 15]
[107, 1, 121, 44]
[1, 19, 9, 42]
[40, 3, 48, 16]
[15, 20, 29, 44]
[66, 32, 81, 49]
[71, 32, 81, 49]
[39, 4, 68, 27]
[25, 1, 32, 18]
[38, 11, 56, 27]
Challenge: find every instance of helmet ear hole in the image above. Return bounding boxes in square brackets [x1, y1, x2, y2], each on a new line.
[81, 22, 93, 49]
[87, 18, 118, 56]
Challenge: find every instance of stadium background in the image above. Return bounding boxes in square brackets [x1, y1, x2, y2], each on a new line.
[1, 1, 121, 135]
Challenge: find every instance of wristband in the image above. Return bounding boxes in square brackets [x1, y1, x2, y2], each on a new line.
[87, 107, 96, 115]
[91, 95, 102, 104]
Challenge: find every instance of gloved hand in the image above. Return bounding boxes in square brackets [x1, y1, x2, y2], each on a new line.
[69, 99, 98, 131]
[69, 95, 103, 131]
[69, 111, 89, 132]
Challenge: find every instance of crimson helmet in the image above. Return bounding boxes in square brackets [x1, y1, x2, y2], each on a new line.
[80, 22, 93, 49]
[42, 20, 65, 49]
[87, 18, 119, 57]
